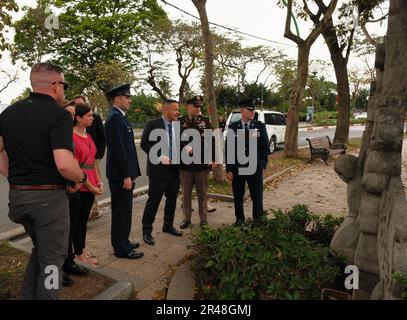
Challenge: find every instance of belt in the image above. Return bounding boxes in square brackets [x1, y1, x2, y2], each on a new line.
[10, 184, 66, 191]
[80, 164, 95, 170]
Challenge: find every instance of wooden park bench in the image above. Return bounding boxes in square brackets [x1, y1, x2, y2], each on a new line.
[306, 135, 346, 164]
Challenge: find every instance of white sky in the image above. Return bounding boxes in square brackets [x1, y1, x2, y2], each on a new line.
[0, 0, 388, 104]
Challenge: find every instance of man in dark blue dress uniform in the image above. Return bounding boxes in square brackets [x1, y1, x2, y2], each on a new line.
[226, 99, 270, 225]
[105, 84, 143, 259]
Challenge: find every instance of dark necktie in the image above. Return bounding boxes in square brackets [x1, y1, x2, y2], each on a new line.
[244, 123, 249, 156]
[168, 122, 173, 160]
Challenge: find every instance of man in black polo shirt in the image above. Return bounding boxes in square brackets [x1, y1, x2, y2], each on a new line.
[0, 62, 84, 300]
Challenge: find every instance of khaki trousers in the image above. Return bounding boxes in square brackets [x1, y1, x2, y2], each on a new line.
[181, 169, 209, 223]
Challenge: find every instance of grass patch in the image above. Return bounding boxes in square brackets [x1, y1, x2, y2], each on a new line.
[347, 137, 363, 152]
[0, 242, 28, 300]
[0, 241, 115, 300]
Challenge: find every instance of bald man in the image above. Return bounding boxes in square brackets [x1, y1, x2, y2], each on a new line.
[140, 99, 183, 245]
[0, 62, 84, 300]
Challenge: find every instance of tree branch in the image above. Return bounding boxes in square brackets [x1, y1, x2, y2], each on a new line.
[345, 28, 355, 64]
[284, 0, 304, 45]
[306, 0, 338, 44]
[367, 13, 388, 23]
[254, 63, 268, 85]
[361, 22, 378, 47]
[302, 0, 317, 20]
[0, 70, 18, 95]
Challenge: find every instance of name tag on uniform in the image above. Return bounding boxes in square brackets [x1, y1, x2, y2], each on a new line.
[252, 129, 260, 138]
[126, 125, 132, 133]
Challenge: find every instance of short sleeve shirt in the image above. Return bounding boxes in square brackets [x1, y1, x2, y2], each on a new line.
[0, 92, 74, 185]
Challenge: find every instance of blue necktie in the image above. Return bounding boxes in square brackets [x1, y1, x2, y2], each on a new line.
[168, 122, 173, 160]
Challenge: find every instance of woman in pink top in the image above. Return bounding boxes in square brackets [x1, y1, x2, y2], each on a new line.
[67, 103, 103, 268]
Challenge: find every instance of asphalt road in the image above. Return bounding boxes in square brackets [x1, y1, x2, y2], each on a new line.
[0, 124, 401, 234]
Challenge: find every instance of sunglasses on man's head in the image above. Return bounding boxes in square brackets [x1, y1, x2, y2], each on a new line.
[52, 81, 69, 91]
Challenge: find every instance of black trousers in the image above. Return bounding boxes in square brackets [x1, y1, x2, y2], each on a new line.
[109, 180, 134, 256]
[65, 191, 95, 267]
[231, 168, 264, 222]
[142, 173, 180, 235]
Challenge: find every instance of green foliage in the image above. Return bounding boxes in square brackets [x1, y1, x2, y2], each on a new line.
[192, 205, 344, 300]
[313, 111, 338, 126]
[393, 272, 407, 300]
[0, 0, 18, 58]
[126, 93, 160, 127]
[299, 112, 307, 122]
[11, 0, 167, 92]
[10, 87, 31, 104]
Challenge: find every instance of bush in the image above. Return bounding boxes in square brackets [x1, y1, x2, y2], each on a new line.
[192, 205, 344, 300]
[299, 112, 307, 122]
[393, 272, 407, 299]
[313, 111, 338, 126]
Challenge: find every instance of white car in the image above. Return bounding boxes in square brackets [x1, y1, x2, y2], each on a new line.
[224, 109, 286, 153]
[355, 112, 368, 119]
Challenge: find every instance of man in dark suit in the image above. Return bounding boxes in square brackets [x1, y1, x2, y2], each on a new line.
[141, 99, 183, 245]
[104, 84, 143, 259]
[226, 99, 270, 225]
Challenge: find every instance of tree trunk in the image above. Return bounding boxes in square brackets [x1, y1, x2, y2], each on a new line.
[331, 54, 350, 144]
[321, 20, 351, 144]
[192, 0, 223, 181]
[331, 0, 407, 299]
[284, 44, 310, 158]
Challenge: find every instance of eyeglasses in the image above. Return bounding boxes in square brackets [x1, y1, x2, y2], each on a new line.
[52, 81, 69, 91]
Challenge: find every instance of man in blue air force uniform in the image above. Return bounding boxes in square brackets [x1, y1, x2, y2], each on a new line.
[104, 84, 143, 259]
[226, 99, 270, 225]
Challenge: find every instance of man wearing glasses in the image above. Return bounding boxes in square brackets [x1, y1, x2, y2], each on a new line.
[0, 62, 85, 299]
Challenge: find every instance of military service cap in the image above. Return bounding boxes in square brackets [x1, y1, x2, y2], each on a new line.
[186, 95, 203, 107]
[105, 84, 132, 98]
[238, 98, 256, 111]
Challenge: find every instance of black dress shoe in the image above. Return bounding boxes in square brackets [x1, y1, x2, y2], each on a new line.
[129, 242, 140, 249]
[63, 263, 89, 276]
[116, 250, 144, 259]
[180, 220, 192, 229]
[63, 275, 73, 287]
[143, 233, 155, 245]
[207, 206, 217, 213]
[162, 226, 183, 236]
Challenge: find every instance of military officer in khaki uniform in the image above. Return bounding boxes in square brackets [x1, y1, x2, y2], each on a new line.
[179, 96, 213, 228]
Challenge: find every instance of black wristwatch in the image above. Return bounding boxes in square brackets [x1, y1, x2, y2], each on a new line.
[79, 172, 87, 183]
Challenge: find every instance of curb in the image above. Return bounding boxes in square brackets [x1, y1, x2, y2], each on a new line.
[166, 260, 195, 300]
[8, 239, 140, 300]
[0, 226, 26, 243]
[93, 281, 134, 300]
